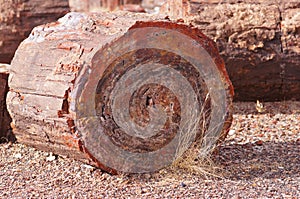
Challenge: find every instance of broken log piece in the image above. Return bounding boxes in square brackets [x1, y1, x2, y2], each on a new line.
[0, 0, 69, 63]
[7, 11, 233, 173]
[0, 64, 13, 142]
[188, 0, 300, 101]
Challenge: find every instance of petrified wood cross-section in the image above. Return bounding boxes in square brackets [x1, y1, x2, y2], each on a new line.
[7, 11, 233, 173]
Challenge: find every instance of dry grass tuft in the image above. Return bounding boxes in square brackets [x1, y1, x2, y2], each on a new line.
[164, 94, 224, 179]
[167, 141, 224, 179]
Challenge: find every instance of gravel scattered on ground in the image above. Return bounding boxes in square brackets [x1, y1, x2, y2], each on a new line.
[0, 101, 299, 198]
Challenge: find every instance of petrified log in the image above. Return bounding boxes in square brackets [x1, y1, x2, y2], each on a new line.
[188, 0, 300, 101]
[7, 12, 233, 173]
[0, 0, 69, 64]
[0, 64, 13, 142]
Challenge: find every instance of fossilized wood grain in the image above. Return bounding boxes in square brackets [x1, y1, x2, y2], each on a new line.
[6, 12, 148, 168]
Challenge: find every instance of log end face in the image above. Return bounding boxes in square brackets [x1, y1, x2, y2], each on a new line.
[74, 20, 234, 173]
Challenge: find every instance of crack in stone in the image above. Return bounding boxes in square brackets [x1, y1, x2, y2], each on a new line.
[276, 2, 286, 97]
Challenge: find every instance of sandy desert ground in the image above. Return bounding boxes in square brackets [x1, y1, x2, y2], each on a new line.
[0, 101, 299, 198]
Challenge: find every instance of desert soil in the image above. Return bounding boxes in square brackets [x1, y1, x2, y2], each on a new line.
[0, 101, 299, 198]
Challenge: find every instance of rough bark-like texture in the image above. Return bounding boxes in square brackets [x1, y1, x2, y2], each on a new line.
[7, 11, 233, 173]
[0, 0, 70, 64]
[0, 64, 13, 143]
[69, 0, 143, 12]
[141, 0, 165, 13]
[159, 0, 190, 18]
[188, 0, 300, 101]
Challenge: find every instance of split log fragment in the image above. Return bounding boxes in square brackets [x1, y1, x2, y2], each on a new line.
[0, 64, 13, 142]
[7, 11, 233, 173]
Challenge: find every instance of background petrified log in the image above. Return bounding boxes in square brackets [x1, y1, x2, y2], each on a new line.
[159, 0, 190, 18]
[69, 0, 143, 12]
[7, 12, 233, 173]
[0, 64, 13, 143]
[0, 0, 69, 63]
[188, 0, 300, 101]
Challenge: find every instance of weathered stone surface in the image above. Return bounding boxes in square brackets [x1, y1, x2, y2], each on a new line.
[188, 0, 300, 101]
[69, 0, 143, 12]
